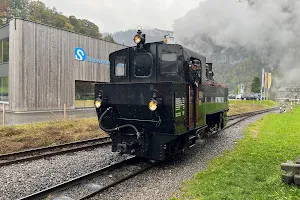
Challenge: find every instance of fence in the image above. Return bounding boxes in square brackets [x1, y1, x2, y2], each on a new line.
[0, 103, 97, 127]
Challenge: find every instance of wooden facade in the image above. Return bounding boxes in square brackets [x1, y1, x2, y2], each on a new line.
[8, 19, 126, 112]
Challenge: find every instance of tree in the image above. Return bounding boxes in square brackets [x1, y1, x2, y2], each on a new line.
[78, 19, 102, 39]
[0, 0, 30, 24]
[235, 86, 239, 95]
[103, 34, 115, 43]
[251, 76, 261, 93]
[28, 1, 53, 24]
[1, 0, 103, 39]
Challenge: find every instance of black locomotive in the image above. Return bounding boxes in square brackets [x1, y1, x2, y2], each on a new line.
[94, 30, 229, 161]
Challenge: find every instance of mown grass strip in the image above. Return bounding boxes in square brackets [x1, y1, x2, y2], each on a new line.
[228, 100, 278, 116]
[172, 106, 300, 200]
[0, 118, 106, 154]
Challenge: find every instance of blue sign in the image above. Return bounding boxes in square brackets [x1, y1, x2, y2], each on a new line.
[75, 47, 86, 61]
[74, 47, 110, 65]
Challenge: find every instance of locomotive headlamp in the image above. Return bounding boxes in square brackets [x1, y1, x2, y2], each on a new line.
[133, 29, 145, 45]
[163, 36, 168, 44]
[94, 99, 102, 108]
[134, 34, 142, 44]
[149, 100, 157, 111]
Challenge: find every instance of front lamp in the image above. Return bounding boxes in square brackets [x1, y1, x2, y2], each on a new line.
[94, 99, 102, 108]
[133, 29, 145, 45]
[134, 34, 142, 44]
[149, 100, 157, 111]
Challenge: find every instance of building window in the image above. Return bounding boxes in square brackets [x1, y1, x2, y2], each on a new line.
[0, 38, 9, 64]
[0, 77, 8, 101]
[75, 81, 95, 108]
[2, 39, 9, 63]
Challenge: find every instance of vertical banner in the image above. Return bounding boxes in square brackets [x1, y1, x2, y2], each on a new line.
[261, 68, 265, 89]
[264, 72, 268, 89]
[268, 73, 272, 89]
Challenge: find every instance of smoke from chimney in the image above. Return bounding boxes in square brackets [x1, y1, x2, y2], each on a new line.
[173, 0, 300, 88]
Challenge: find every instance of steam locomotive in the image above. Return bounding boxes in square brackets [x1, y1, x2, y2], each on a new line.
[94, 30, 229, 161]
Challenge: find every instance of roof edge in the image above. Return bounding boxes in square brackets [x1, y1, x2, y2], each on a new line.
[10, 17, 128, 47]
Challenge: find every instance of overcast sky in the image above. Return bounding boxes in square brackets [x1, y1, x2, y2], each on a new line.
[41, 0, 203, 33]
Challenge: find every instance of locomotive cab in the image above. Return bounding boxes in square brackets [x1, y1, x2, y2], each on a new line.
[95, 30, 228, 161]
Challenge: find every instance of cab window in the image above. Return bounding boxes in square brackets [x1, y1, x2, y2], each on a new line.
[161, 53, 178, 74]
[134, 53, 152, 77]
[114, 56, 126, 76]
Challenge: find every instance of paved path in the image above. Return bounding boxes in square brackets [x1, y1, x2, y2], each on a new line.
[0, 109, 97, 126]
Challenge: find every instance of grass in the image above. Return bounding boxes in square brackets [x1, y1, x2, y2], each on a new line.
[74, 100, 94, 108]
[0, 118, 107, 154]
[228, 100, 278, 116]
[172, 106, 300, 200]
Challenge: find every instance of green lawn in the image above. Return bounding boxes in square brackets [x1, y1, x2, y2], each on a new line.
[172, 107, 300, 200]
[228, 100, 278, 116]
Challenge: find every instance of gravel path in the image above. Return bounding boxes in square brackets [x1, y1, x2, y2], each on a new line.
[89, 114, 269, 200]
[0, 146, 128, 200]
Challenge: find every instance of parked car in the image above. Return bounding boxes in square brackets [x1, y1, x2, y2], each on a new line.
[257, 94, 265, 100]
[236, 94, 243, 99]
[244, 93, 259, 100]
[229, 94, 236, 99]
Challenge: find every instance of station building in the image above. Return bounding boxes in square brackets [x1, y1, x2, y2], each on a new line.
[0, 18, 126, 112]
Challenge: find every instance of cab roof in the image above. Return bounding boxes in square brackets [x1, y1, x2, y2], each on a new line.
[110, 42, 206, 62]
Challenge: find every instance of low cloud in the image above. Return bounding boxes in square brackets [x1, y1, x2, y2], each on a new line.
[173, 0, 300, 88]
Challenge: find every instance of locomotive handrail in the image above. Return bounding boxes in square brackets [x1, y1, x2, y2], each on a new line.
[100, 107, 141, 139]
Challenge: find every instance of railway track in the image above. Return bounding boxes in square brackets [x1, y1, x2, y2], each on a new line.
[226, 106, 280, 129]
[18, 156, 157, 200]
[15, 107, 279, 200]
[227, 107, 280, 121]
[1, 107, 279, 168]
[0, 136, 111, 167]
[0, 108, 279, 168]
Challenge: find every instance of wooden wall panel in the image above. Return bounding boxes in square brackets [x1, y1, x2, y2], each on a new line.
[8, 19, 126, 111]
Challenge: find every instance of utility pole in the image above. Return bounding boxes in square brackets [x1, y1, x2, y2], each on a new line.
[261, 68, 264, 102]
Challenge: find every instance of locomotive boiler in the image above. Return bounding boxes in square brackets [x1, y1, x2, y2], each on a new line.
[94, 30, 229, 161]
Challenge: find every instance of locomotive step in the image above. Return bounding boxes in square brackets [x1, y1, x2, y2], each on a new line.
[188, 135, 196, 148]
[189, 136, 196, 140]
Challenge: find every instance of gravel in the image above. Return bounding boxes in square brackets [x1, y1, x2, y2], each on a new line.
[88, 113, 270, 200]
[50, 159, 147, 199]
[0, 146, 129, 200]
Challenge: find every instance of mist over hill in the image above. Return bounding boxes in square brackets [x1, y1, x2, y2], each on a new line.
[103, 28, 173, 47]
[174, 0, 300, 94]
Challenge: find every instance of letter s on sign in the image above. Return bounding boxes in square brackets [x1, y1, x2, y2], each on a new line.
[75, 47, 86, 61]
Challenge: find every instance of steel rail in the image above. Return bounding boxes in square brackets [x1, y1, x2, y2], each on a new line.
[225, 107, 279, 129]
[79, 161, 159, 200]
[1, 107, 280, 167]
[227, 107, 280, 121]
[0, 136, 111, 167]
[17, 156, 155, 200]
